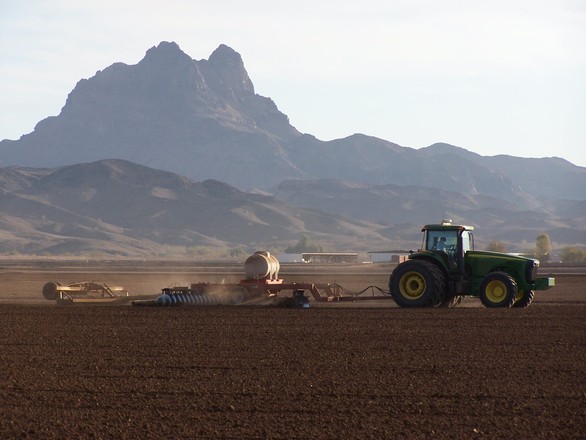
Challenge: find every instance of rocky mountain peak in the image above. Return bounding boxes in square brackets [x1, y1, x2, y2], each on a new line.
[205, 44, 254, 96]
[141, 41, 194, 67]
[209, 44, 243, 65]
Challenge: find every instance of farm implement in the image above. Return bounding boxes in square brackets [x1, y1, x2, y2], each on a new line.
[133, 280, 392, 308]
[131, 251, 391, 308]
[42, 281, 135, 305]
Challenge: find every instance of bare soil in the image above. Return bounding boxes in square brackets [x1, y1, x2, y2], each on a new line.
[0, 263, 584, 439]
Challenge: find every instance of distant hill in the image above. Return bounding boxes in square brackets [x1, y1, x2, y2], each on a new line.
[1, 42, 584, 203]
[273, 179, 586, 249]
[419, 143, 586, 200]
[0, 160, 389, 256]
[0, 160, 583, 257]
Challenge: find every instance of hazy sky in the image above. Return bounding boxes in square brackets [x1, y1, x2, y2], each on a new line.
[1, 0, 585, 167]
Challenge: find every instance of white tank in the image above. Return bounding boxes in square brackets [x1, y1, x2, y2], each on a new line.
[244, 251, 280, 280]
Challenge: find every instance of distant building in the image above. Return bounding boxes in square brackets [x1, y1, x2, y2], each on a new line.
[277, 253, 304, 263]
[301, 252, 358, 263]
[368, 251, 409, 263]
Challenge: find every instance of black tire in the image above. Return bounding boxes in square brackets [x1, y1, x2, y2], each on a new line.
[478, 272, 517, 308]
[389, 260, 447, 307]
[513, 290, 535, 308]
[42, 281, 62, 301]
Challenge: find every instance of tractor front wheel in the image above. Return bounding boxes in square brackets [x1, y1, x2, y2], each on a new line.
[479, 272, 517, 308]
[389, 260, 446, 307]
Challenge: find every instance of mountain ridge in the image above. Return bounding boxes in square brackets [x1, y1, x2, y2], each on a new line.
[0, 41, 584, 256]
[0, 159, 583, 257]
[1, 41, 583, 200]
[0, 160, 390, 256]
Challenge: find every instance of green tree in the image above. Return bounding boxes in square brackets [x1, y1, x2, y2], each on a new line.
[285, 233, 323, 253]
[560, 247, 586, 264]
[535, 233, 552, 262]
[486, 240, 507, 253]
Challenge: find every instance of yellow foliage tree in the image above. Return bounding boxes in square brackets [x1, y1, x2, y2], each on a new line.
[535, 233, 552, 262]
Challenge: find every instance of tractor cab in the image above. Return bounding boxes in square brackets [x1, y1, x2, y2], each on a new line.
[420, 220, 474, 272]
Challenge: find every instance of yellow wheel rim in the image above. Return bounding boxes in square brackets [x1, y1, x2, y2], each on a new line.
[399, 271, 426, 299]
[485, 279, 507, 303]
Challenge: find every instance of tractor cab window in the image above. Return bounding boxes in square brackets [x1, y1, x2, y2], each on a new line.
[425, 230, 458, 253]
[462, 231, 474, 252]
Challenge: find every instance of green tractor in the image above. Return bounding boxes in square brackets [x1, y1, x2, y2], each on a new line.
[389, 221, 555, 308]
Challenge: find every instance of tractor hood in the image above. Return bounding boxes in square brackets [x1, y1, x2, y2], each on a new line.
[466, 250, 542, 286]
[467, 250, 539, 265]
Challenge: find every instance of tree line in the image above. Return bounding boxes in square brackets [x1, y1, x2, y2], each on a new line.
[486, 233, 586, 264]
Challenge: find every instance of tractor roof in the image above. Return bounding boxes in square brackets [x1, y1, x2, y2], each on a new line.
[422, 221, 474, 232]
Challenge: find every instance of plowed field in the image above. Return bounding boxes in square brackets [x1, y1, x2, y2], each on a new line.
[0, 262, 584, 439]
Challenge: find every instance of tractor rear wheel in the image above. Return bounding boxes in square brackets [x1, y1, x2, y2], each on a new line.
[479, 272, 517, 308]
[389, 260, 447, 307]
[513, 290, 535, 308]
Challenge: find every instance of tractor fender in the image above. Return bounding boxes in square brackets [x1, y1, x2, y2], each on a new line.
[409, 254, 449, 277]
